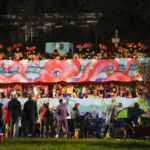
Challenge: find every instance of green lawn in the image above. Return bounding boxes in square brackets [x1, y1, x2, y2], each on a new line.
[0, 138, 150, 150]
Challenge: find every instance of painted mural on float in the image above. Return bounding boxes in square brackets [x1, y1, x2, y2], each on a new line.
[0, 58, 149, 83]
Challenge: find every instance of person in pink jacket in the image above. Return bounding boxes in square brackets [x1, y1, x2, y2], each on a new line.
[55, 96, 69, 138]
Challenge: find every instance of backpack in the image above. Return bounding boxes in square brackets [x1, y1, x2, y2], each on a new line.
[44, 109, 52, 119]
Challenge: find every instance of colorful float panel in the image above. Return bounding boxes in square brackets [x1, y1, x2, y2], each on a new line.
[0, 58, 149, 83]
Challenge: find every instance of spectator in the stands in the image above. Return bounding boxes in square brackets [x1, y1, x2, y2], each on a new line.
[0, 44, 5, 60]
[5, 46, 14, 60]
[51, 49, 60, 59]
[13, 43, 23, 61]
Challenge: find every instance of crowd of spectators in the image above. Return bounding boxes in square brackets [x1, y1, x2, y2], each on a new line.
[50, 49, 69, 60]
[0, 41, 149, 61]
[0, 42, 69, 61]
[0, 43, 45, 61]
[74, 42, 149, 59]
[0, 91, 148, 139]
[0, 83, 149, 99]
[52, 83, 148, 99]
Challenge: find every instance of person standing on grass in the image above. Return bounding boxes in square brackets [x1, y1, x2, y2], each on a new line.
[0, 102, 4, 134]
[70, 103, 80, 134]
[39, 101, 49, 137]
[8, 92, 22, 138]
[23, 95, 37, 137]
[103, 99, 117, 138]
[55, 96, 69, 138]
[4, 100, 11, 138]
[39, 101, 55, 137]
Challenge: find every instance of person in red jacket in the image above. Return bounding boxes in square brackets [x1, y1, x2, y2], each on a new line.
[4, 100, 10, 137]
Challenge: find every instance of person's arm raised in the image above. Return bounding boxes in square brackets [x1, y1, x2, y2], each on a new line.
[65, 96, 69, 106]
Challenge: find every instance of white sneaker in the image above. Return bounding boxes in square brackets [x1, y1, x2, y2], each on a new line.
[55, 135, 59, 138]
[28, 134, 32, 137]
[64, 134, 67, 138]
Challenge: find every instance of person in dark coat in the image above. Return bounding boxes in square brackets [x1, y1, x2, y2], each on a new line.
[0, 102, 4, 134]
[23, 95, 37, 137]
[8, 92, 21, 138]
[21, 107, 28, 137]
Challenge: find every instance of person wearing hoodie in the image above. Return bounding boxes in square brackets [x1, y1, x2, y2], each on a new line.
[71, 103, 80, 119]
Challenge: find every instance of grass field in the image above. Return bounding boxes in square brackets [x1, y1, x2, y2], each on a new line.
[0, 138, 150, 150]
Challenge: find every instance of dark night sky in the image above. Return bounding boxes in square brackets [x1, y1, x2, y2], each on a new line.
[0, 0, 150, 49]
